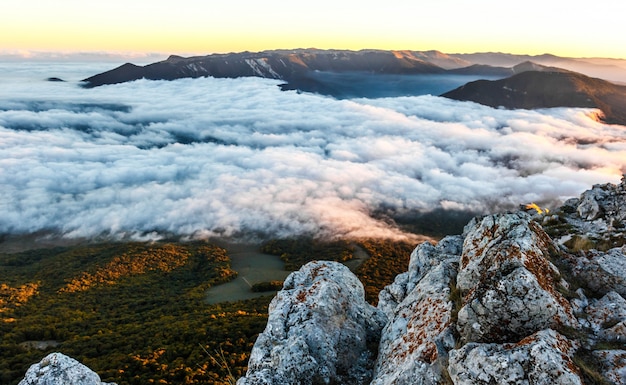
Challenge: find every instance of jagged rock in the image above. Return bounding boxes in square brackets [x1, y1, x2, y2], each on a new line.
[237, 261, 386, 385]
[456, 212, 575, 343]
[377, 235, 462, 318]
[567, 246, 626, 297]
[448, 329, 583, 385]
[371, 238, 461, 385]
[558, 175, 626, 247]
[593, 350, 626, 385]
[18, 352, 114, 385]
[585, 291, 626, 342]
[233, 178, 626, 385]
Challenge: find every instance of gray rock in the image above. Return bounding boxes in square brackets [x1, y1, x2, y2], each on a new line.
[371, 239, 460, 385]
[585, 291, 626, 342]
[448, 329, 583, 385]
[557, 175, 626, 248]
[377, 235, 462, 318]
[237, 261, 386, 385]
[569, 246, 626, 297]
[457, 212, 575, 343]
[593, 350, 626, 385]
[18, 352, 114, 385]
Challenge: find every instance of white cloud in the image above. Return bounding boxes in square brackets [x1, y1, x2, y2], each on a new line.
[1, 71, 625, 242]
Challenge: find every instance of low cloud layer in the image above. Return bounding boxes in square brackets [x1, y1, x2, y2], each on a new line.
[1, 69, 625, 241]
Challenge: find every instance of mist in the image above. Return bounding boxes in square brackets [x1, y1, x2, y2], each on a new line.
[1, 65, 625, 242]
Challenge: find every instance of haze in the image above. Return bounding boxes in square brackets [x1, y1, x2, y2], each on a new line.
[2, 0, 625, 59]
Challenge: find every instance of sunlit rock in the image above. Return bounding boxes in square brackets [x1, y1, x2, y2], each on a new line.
[456, 212, 575, 343]
[237, 261, 386, 385]
[371, 238, 461, 384]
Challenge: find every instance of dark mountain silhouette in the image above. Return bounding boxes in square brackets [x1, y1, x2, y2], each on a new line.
[441, 70, 626, 125]
[82, 49, 449, 88]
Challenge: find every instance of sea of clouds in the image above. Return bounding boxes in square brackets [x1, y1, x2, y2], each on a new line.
[1, 62, 625, 241]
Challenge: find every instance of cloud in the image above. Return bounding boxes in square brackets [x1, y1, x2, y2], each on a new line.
[1, 70, 625, 242]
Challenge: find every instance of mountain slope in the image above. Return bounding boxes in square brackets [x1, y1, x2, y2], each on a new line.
[82, 49, 448, 88]
[442, 70, 626, 125]
[452, 52, 626, 84]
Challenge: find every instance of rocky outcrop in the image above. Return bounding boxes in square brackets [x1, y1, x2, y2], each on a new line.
[371, 237, 461, 385]
[19, 352, 114, 385]
[448, 329, 582, 385]
[238, 177, 626, 384]
[456, 212, 576, 343]
[18, 178, 626, 384]
[237, 261, 387, 385]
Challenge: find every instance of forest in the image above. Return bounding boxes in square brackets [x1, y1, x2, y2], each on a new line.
[0, 237, 417, 384]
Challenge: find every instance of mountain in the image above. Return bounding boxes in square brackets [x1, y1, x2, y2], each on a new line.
[82, 49, 448, 88]
[19, 176, 626, 384]
[82, 49, 626, 90]
[442, 70, 626, 125]
[452, 52, 626, 84]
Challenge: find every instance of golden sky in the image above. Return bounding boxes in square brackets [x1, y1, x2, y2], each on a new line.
[2, 0, 625, 58]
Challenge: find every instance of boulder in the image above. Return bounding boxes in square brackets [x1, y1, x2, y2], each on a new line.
[448, 329, 583, 385]
[19, 352, 114, 385]
[456, 212, 575, 343]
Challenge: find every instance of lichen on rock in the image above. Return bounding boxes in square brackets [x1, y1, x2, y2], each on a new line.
[456, 212, 576, 343]
[448, 329, 583, 385]
[237, 261, 386, 385]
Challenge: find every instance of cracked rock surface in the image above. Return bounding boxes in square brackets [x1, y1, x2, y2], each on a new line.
[237, 261, 387, 385]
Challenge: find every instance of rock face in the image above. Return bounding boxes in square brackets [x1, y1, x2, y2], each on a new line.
[237, 261, 387, 385]
[448, 329, 582, 385]
[238, 177, 626, 384]
[19, 352, 114, 385]
[456, 212, 576, 343]
[371, 237, 461, 385]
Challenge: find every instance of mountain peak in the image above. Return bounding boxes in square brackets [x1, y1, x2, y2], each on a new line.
[442, 70, 626, 125]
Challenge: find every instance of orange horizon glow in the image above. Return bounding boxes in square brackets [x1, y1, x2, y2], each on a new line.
[2, 0, 625, 60]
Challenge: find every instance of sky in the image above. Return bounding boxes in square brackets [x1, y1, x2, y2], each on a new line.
[2, 0, 625, 59]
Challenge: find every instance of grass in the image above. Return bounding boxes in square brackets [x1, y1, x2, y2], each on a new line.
[573, 349, 612, 385]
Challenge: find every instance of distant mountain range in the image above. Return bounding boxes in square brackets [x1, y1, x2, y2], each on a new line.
[82, 49, 626, 126]
[442, 70, 626, 125]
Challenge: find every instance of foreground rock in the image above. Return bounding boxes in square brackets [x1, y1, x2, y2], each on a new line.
[19, 352, 114, 385]
[238, 177, 626, 384]
[449, 329, 582, 385]
[237, 261, 387, 385]
[456, 212, 576, 343]
[17, 177, 626, 384]
[371, 237, 461, 385]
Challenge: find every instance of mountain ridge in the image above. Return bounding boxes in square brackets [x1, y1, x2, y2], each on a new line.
[442, 70, 626, 125]
[82, 48, 626, 88]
